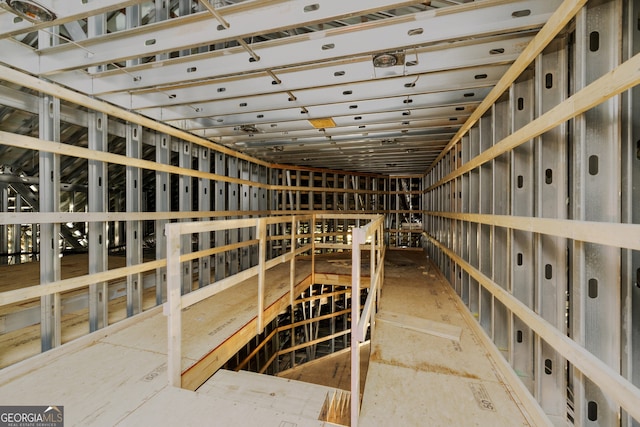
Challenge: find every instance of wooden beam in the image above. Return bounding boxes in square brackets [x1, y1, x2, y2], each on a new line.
[234, 328, 279, 372]
[180, 265, 260, 309]
[0, 259, 165, 306]
[180, 239, 259, 263]
[295, 290, 349, 305]
[0, 131, 268, 189]
[277, 330, 350, 355]
[428, 212, 640, 251]
[312, 273, 368, 287]
[277, 309, 350, 331]
[0, 210, 271, 226]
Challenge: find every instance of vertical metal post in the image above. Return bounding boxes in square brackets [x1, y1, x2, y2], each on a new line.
[115, 189, 124, 249]
[492, 99, 511, 360]
[88, 111, 108, 330]
[450, 143, 462, 295]
[39, 93, 61, 351]
[343, 175, 349, 243]
[460, 134, 470, 306]
[572, 2, 622, 426]
[198, 147, 211, 288]
[87, 4, 105, 73]
[0, 184, 7, 266]
[468, 128, 480, 316]
[11, 194, 21, 264]
[228, 157, 239, 275]
[393, 177, 399, 246]
[295, 170, 301, 212]
[259, 165, 267, 214]
[479, 113, 493, 335]
[125, 4, 140, 67]
[240, 161, 250, 270]
[126, 123, 143, 316]
[333, 173, 339, 244]
[534, 37, 569, 420]
[179, 141, 192, 294]
[309, 171, 315, 212]
[510, 75, 535, 393]
[155, 134, 170, 304]
[178, 0, 192, 57]
[154, 0, 169, 61]
[621, 2, 640, 426]
[321, 173, 327, 253]
[214, 153, 226, 280]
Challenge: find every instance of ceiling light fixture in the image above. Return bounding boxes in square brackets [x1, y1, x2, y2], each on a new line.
[2, 0, 56, 23]
[372, 52, 405, 68]
[237, 124, 259, 134]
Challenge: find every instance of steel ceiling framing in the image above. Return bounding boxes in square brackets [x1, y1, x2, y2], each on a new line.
[0, 0, 560, 174]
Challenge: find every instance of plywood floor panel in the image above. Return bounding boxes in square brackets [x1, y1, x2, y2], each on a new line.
[198, 369, 335, 420]
[359, 251, 543, 426]
[278, 344, 370, 392]
[115, 381, 330, 427]
[0, 250, 545, 426]
[0, 258, 343, 426]
[0, 341, 168, 426]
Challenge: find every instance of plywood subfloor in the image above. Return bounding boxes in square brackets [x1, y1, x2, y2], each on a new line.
[0, 250, 548, 426]
[277, 343, 370, 392]
[0, 259, 320, 426]
[0, 254, 156, 368]
[117, 369, 335, 427]
[359, 250, 543, 426]
[0, 251, 371, 370]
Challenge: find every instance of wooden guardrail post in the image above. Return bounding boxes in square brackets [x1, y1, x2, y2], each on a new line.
[257, 218, 267, 333]
[166, 223, 182, 387]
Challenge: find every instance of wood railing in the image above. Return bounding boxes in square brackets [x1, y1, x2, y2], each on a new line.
[349, 215, 385, 426]
[164, 213, 385, 389]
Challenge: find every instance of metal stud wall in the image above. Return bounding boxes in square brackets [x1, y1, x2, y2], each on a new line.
[622, 3, 640, 427]
[1, 2, 637, 424]
[424, 1, 640, 424]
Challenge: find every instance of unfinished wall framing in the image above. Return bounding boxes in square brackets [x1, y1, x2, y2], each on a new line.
[424, 0, 640, 425]
[0, 68, 422, 368]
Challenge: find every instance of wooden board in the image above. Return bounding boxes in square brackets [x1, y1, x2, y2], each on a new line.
[198, 369, 335, 420]
[116, 377, 329, 427]
[0, 339, 168, 426]
[278, 343, 370, 392]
